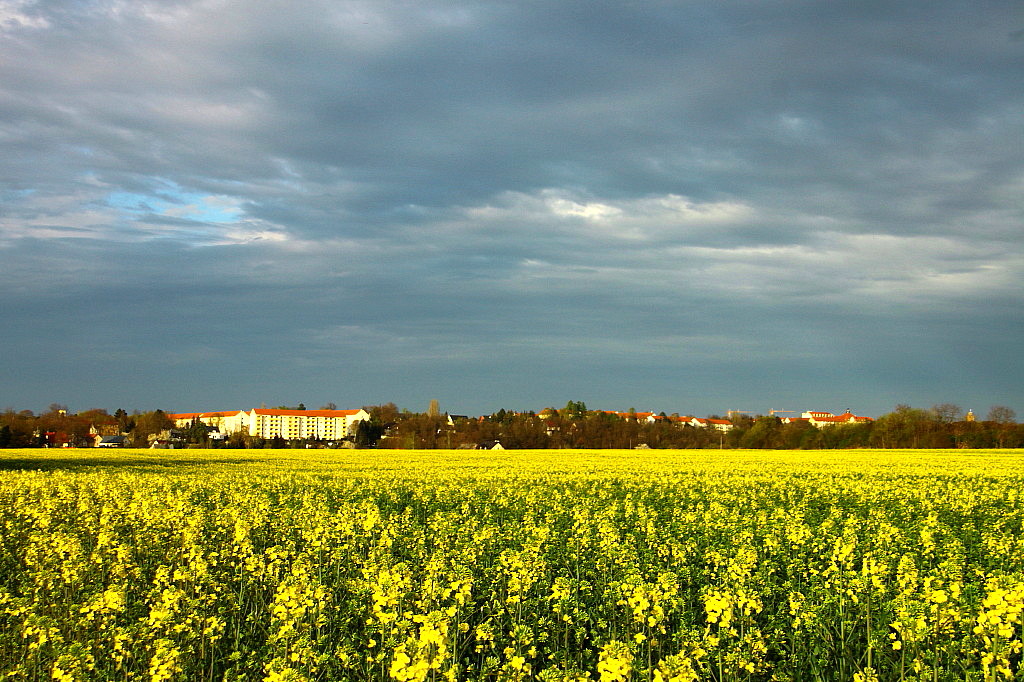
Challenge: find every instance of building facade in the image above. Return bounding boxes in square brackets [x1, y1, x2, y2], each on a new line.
[169, 411, 237, 432]
[168, 408, 370, 441]
[795, 410, 873, 427]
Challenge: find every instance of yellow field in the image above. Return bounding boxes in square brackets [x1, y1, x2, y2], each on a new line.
[1, 448, 1022, 681]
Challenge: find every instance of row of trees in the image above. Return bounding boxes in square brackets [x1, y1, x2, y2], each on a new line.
[371, 402, 1022, 450]
[0, 405, 173, 448]
[1, 401, 1020, 450]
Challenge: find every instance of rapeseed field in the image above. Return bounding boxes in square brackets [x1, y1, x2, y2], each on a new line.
[1, 448, 1022, 681]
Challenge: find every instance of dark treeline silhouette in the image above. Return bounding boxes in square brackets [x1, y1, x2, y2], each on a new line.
[371, 402, 1022, 450]
[1, 402, 1019, 450]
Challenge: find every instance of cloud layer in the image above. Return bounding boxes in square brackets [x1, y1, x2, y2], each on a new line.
[2, 0, 1022, 416]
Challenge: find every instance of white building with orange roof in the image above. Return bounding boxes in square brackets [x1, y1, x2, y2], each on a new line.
[168, 411, 239, 431]
[798, 410, 873, 427]
[168, 408, 370, 440]
[618, 411, 659, 422]
[684, 417, 734, 431]
[239, 408, 369, 440]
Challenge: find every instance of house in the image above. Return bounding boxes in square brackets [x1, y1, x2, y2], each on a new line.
[685, 417, 735, 431]
[799, 410, 873, 427]
[40, 431, 73, 447]
[89, 423, 120, 442]
[591, 410, 669, 424]
[96, 435, 127, 448]
[626, 412, 665, 423]
[615, 411, 654, 422]
[149, 429, 185, 448]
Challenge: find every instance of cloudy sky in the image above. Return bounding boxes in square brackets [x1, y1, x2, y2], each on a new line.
[2, 0, 1021, 419]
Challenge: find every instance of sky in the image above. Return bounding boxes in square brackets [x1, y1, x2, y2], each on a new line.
[1, 0, 1022, 419]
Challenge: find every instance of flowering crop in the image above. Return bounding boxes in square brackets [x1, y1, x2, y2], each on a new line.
[1, 448, 1022, 681]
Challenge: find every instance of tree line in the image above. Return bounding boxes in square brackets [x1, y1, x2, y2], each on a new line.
[1, 401, 1019, 449]
[364, 401, 1021, 450]
[0, 405, 173, 448]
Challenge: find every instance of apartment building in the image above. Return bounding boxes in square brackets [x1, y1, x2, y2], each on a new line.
[169, 408, 370, 440]
[168, 411, 237, 432]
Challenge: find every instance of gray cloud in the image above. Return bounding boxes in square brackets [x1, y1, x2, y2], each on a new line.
[1, 0, 1021, 416]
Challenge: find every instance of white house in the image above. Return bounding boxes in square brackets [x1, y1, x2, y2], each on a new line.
[798, 410, 873, 427]
[685, 417, 735, 431]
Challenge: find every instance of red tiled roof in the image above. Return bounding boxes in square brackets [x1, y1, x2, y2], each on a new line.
[171, 409, 363, 419]
[167, 411, 240, 419]
[250, 409, 362, 417]
[810, 412, 874, 423]
[834, 411, 873, 421]
[607, 411, 657, 420]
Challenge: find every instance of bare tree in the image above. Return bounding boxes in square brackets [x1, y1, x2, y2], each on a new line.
[987, 405, 1017, 424]
[932, 403, 963, 423]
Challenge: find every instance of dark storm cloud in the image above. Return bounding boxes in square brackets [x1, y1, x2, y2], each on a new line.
[1, 0, 1021, 415]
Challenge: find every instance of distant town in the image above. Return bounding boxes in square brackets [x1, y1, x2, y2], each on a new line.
[1, 401, 1019, 450]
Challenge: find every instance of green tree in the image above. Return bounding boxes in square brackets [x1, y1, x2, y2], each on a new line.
[821, 422, 872, 449]
[0, 410, 35, 447]
[129, 409, 174, 447]
[184, 418, 212, 446]
[354, 418, 387, 448]
[740, 416, 781, 449]
[562, 400, 588, 420]
[869, 405, 944, 448]
[114, 408, 134, 434]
